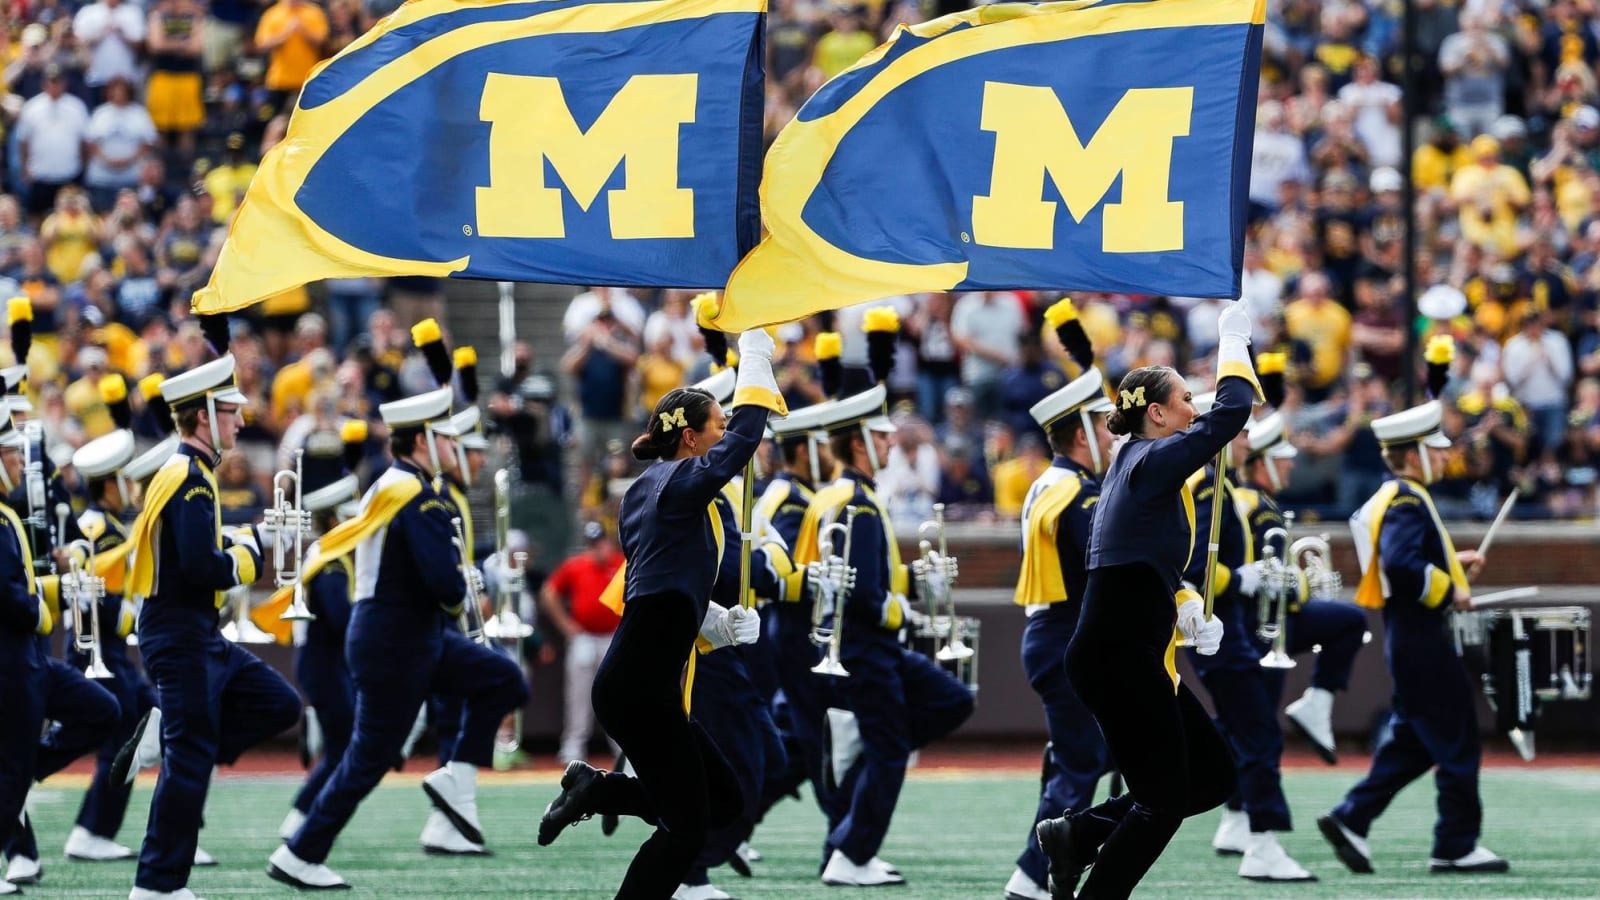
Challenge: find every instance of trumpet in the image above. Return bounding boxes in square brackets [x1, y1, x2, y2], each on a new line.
[264, 449, 315, 621]
[1255, 525, 1296, 670]
[807, 508, 857, 678]
[451, 516, 489, 645]
[1290, 532, 1341, 600]
[482, 470, 533, 641]
[21, 421, 49, 573]
[914, 503, 969, 661]
[63, 537, 113, 679]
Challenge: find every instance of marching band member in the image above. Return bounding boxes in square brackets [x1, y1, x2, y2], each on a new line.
[678, 367, 800, 900]
[537, 328, 783, 900]
[31, 403, 155, 867]
[752, 401, 837, 833]
[420, 402, 527, 856]
[796, 381, 975, 888]
[1233, 413, 1366, 765]
[274, 431, 364, 842]
[1180, 394, 1312, 882]
[124, 346, 302, 900]
[268, 385, 523, 888]
[1006, 361, 1115, 900]
[1320, 344, 1508, 876]
[1037, 305, 1255, 900]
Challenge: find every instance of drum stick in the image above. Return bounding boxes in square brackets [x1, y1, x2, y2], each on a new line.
[1466, 586, 1540, 608]
[1475, 488, 1520, 558]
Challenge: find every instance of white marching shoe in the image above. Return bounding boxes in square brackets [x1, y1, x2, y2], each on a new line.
[64, 826, 134, 861]
[129, 888, 206, 899]
[192, 847, 216, 867]
[1316, 813, 1372, 874]
[0, 880, 15, 895]
[1239, 832, 1317, 882]
[419, 809, 489, 856]
[422, 762, 484, 845]
[672, 883, 732, 900]
[737, 841, 762, 863]
[266, 845, 350, 890]
[118, 708, 164, 785]
[1429, 845, 1510, 873]
[1003, 866, 1050, 900]
[279, 809, 306, 842]
[2, 855, 39, 886]
[821, 850, 905, 886]
[1211, 809, 1249, 856]
[1285, 687, 1338, 764]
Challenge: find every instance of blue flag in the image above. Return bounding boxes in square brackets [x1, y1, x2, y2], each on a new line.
[195, 0, 766, 314]
[707, 0, 1265, 332]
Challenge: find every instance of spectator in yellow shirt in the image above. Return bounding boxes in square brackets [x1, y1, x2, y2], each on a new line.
[1284, 270, 1353, 401]
[64, 344, 116, 439]
[1412, 117, 1472, 192]
[636, 331, 686, 418]
[269, 314, 332, 429]
[811, 6, 876, 80]
[203, 132, 257, 224]
[1451, 134, 1531, 257]
[40, 186, 99, 285]
[255, 0, 329, 104]
[991, 433, 1050, 518]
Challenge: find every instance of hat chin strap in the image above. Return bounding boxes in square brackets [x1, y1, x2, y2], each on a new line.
[116, 473, 130, 508]
[806, 434, 820, 485]
[1266, 456, 1282, 492]
[425, 424, 444, 476]
[0, 457, 12, 494]
[455, 443, 471, 488]
[861, 422, 880, 474]
[1419, 446, 1434, 485]
[206, 393, 222, 457]
[1079, 409, 1103, 475]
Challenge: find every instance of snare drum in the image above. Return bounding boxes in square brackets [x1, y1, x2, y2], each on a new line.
[910, 614, 981, 696]
[1452, 606, 1592, 740]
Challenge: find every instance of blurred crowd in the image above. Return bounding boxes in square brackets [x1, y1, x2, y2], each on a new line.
[5, 0, 1600, 556]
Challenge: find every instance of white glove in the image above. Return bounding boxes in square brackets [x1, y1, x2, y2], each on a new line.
[1216, 302, 1253, 372]
[726, 605, 760, 645]
[1195, 614, 1225, 655]
[734, 329, 780, 401]
[1176, 597, 1207, 644]
[1234, 562, 1260, 598]
[701, 603, 759, 649]
[737, 328, 775, 361]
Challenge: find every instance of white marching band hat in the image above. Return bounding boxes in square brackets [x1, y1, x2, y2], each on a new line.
[693, 366, 737, 406]
[160, 354, 248, 408]
[450, 406, 488, 451]
[1418, 284, 1468, 321]
[125, 435, 178, 481]
[1371, 399, 1451, 449]
[1247, 411, 1298, 460]
[3, 364, 31, 413]
[812, 383, 896, 434]
[768, 402, 830, 440]
[1030, 369, 1114, 428]
[379, 386, 459, 434]
[303, 473, 360, 513]
[73, 429, 136, 478]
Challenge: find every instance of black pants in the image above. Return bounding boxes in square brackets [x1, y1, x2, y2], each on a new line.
[1065, 564, 1236, 900]
[589, 592, 742, 899]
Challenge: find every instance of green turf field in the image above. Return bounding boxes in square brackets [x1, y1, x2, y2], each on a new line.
[16, 768, 1600, 898]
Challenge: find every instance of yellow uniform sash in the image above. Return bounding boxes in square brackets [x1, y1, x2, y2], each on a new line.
[126, 453, 233, 607]
[1014, 471, 1084, 607]
[793, 478, 907, 596]
[250, 476, 424, 641]
[1353, 479, 1469, 610]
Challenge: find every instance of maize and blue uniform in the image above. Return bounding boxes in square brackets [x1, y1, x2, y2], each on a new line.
[754, 471, 839, 819]
[798, 468, 974, 868]
[0, 497, 50, 857]
[287, 460, 524, 864]
[132, 444, 301, 894]
[1331, 479, 1484, 861]
[682, 486, 798, 888]
[1013, 456, 1109, 888]
[1183, 466, 1292, 835]
[290, 556, 355, 817]
[576, 403, 771, 898]
[429, 477, 527, 769]
[1061, 372, 1254, 898]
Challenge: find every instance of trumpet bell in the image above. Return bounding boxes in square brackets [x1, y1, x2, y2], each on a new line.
[279, 585, 317, 622]
[85, 657, 114, 680]
[1259, 649, 1297, 670]
[811, 657, 850, 678]
[483, 610, 534, 640]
